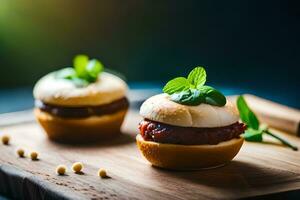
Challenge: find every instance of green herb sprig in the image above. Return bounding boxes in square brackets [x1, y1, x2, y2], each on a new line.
[237, 95, 298, 151]
[56, 55, 104, 87]
[163, 67, 226, 106]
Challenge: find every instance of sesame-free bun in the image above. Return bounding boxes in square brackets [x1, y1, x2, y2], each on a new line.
[35, 108, 127, 143]
[33, 72, 127, 106]
[136, 134, 244, 170]
[140, 94, 239, 128]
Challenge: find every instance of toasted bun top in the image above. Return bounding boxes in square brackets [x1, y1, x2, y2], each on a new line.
[33, 72, 127, 106]
[140, 93, 239, 128]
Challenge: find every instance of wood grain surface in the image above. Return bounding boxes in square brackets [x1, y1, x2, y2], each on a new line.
[1, 110, 300, 200]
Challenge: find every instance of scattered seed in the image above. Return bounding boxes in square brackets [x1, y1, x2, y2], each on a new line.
[30, 151, 39, 160]
[56, 165, 67, 175]
[72, 162, 83, 173]
[98, 168, 107, 178]
[1, 135, 10, 145]
[16, 148, 25, 157]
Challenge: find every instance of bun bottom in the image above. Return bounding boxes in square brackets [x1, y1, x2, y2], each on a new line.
[35, 108, 127, 143]
[136, 134, 244, 170]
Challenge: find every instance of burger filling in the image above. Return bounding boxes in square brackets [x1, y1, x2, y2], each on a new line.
[36, 97, 129, 118]
[139, 119, 246, 145]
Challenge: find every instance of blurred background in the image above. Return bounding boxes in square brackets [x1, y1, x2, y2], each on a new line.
[0, 0, 299, 113]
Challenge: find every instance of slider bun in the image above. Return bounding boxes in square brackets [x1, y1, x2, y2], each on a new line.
[140, 94, 239, 128]
[35, 108, 127, 143]
[33, 72, 127, 106]
[136, 134, 244, 170]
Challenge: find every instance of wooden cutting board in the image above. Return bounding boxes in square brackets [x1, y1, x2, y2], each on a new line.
[1, 110, 300, 200]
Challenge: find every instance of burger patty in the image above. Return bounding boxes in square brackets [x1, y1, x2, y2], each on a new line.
[35, 97, 129, 118]
[139, 119, 246, 145]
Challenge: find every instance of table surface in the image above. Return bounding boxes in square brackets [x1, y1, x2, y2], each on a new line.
[1, 109, 300, 200]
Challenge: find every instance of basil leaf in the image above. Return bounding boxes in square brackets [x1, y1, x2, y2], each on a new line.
[199, 86, 226, 106]
[162, 67, 226, 107]
[163, 77, 190, 95]
[187, 66, 206, 88]
[243, 128, 263, 142]
[56, 55, 105, 87]
[55, 68, 76, 79]
[86, 59, 103, 79]
[237, 95, 260, 130]
[74, 55, 89, 78]
[170, 89, 204, 106]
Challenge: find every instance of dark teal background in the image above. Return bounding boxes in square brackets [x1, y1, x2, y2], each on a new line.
[0, 0, 299, 110]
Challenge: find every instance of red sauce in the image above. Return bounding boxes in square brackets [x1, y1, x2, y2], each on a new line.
[139, 119, 246, 145]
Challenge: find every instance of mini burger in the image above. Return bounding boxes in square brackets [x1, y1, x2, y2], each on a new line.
[33, 55, 129, 143]
[136, 67, 246, 170]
